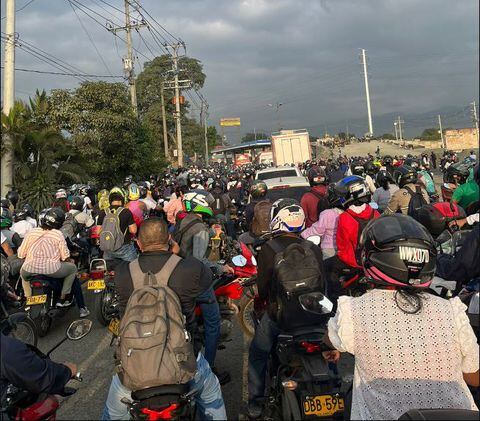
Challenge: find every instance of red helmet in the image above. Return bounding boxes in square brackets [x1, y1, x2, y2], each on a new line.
[89, 225, 101, 239]
[415, 202, 466, 238]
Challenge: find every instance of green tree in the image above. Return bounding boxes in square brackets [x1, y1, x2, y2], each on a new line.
[381, 133, 396, 140]
[337, 132, 347, 140]
[420, 128, 441, 141]
[242, 132, 268, 142]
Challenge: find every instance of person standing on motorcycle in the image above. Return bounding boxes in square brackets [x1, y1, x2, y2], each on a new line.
[301, 167, 329, 228]
[247, 199, 325, 418]
[17, 208, 76, 307]
[384, 166, 430, 215]
[324, 214, 479, 420]
[103, 218, 226, 420]
[0, 334, 78, 400]
[175, 190, 233, 384]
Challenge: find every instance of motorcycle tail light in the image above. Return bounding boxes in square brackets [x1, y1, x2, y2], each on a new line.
[300, 341, 322, 354]
[140, 403, 179, 420]
[282, 379, 298, 391]
[90, 270, 104, 280]
[31, 281, 43, 288]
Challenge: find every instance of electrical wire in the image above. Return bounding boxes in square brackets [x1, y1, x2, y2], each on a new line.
[0, 64, 123, 78]
[1, 0, 37, 20]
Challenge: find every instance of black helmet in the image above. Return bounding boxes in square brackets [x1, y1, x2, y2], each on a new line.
[335, 176, 371, 209]
[137, 181, 148, 198]
[70, 196, 84, 211]
[41, 207, 65, 230]
[327, 183, 341, 208]
[22, 203, 34, 218]
[382, 155, 393, 166]
[415, 202, 466, 238]
[444, 162, 470, 185]
[308, 167, 328, 186]
[13, 210, 28, 222]
[0, 198, 10, 210]
[6, 191, 19, 207]
[360, 214, 436, 289]
[393, 165, 418, 188]
[250, 181, 268, 199]
[351, 164, 365, 177]
[364, 161, 378, 176]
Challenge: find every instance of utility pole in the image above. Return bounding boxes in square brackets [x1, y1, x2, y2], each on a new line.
[438, 114, 445, 149]
[201, 101, 209, 166]
[360, 49, 374, 137]
[163, 42, 191, 167]
[472, 101, 479, 146]
[394, 121, 398, 141]
[397, 116, 405, 147]
[1, 0, 15, 196]
[107, 1, 146, 116]
[160, 85, 169, 160]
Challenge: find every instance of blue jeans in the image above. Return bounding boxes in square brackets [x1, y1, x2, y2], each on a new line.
[103, 243, 138, 262]
[248, 313, 280, 407]
[198, 286, 221, 368]
[102, 353, 226, 420]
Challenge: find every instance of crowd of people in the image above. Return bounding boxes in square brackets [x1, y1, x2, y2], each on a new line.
[0, 148, 479, 420]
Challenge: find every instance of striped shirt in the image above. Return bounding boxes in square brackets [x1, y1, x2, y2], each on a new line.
[18, 228, 70, 274]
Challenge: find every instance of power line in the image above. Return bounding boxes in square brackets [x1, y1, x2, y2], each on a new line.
[1, 0, 37, 20]
[0, 65, 123, 78]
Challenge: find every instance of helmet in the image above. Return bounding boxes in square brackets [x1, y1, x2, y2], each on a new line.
[70, 196, 84, 211]
[41, 207, 65, 230]
[360, 214, 436, 289]
[351, 164, 365, 177]
[0, 198, 10, 209]
[444, 162, 470, 185]
[21, 204, 34, 218]
[79, 185, 90, 196]
[97, 189, 110, 211]
[335, 176, 371, 209]
[124, 175, 133, 186]
[382, 155, 393, 166]
[364, 161, 378, 176]
[393, 166, 418, 188]
[327, 183, 341, 208]
[250, 181, 268, 199]
[0, 208, 13, 229]
[415, 202, 466, 238]
[97, 189, 108, 202]
[127, 183, 140, 201]
[307, 167, 328, 186]
[55, 189, 67, 199]
[270, 198, 305, 234]
[6, 191, 19, 207]
[90, 225, 101, 239]
[137, 182, 148, 198]
[109, 187, 126, 203]
[13, 210, 27, 222]
[183, 190, 214, 217]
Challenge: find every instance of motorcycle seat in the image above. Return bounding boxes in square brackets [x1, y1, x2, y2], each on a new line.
[131, 384, 189, 401]
[290, 325, 326, 341]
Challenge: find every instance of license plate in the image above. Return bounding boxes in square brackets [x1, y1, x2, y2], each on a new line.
[108, 318, 120, 336]
[303, 394, 344, 418]
[26, 294, 47, 305]
[88, 279, 105, 290]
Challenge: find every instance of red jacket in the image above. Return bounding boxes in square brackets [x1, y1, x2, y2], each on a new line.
[336, 205, 380, 268]
[301, 185, 328, 228]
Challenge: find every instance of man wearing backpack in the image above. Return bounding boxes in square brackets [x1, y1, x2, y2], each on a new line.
[323, 176, 380, 301]
[301, 167, 329, 227]
[97, 188, 138, 262]
[102, 218, 226, 420]
[384, 166, 430, 215]
[238, 181, 271, 245]
[247, 199, 325, 419]
[209, 180, 236, 239]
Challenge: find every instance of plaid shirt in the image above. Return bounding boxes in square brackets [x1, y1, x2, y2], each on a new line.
[18, 228, 70, 274]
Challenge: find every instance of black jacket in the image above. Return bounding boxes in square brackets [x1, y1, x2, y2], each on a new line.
[436, 224, 480, 288]
[114, 251, 212, 343]
[0, 334, 71, 401]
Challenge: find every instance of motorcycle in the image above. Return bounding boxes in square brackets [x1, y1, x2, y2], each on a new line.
[0, 319, 92, 421]
[263, 292, 347, 420]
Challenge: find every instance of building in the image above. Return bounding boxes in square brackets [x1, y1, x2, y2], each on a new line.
[445, 128, 478, 151]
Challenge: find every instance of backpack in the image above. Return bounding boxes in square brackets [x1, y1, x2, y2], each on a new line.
[99, 207, 126, 252]
[309, 190, 329, 221]
[211, 191, 227, 216]
[60, 211, 80, 239]
[116, 255, 197, 391]
[250, 200, 272, 237]
[345, 209, 376, 265]
[404, 186, 428, 219]
[172, 217, 203, 246]
[269, 240, 322, 331]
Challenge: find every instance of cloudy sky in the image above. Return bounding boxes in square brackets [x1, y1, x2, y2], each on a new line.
[1, 0, 479, 138]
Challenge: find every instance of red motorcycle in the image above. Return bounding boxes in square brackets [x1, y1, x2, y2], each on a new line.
[1, 319, 92, 421]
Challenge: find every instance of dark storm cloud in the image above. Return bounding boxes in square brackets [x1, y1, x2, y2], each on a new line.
[1, 0, 478, 136]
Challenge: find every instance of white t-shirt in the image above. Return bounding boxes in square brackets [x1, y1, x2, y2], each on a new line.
[12, 220, 34, 238]
[328, 290, 478, 420]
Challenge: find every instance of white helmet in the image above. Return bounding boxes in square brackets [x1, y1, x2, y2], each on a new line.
[55, 189, 67, 199]
[270, 198, 305, 234]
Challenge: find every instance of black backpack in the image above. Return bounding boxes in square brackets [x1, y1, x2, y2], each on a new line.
[269, 239, 323, 331]
[211, 191, 227, 216]
[404, 186, 428, 219]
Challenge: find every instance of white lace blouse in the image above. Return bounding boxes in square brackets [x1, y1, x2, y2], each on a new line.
[328, 289, 479, 420]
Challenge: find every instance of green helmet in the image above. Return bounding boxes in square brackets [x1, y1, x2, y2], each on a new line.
[0, 208, 13, 229]
[183, 190, 214, 217]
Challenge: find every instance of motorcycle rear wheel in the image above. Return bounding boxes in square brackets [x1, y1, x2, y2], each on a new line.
[95, 287, 112, 326]
[8, 316, 38, 346]
[33, 306, 52, 337]
[238, 296, 255, 338]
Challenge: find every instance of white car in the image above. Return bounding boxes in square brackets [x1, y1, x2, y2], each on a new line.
[255, 166, 303, 181]
[264, 176, 310, 202]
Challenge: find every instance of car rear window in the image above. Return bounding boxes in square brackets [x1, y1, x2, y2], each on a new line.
[265, 186, 310, 202]
[257, 169, 297, 180]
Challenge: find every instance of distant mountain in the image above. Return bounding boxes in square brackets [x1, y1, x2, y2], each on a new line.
[316, 105, 474, 139]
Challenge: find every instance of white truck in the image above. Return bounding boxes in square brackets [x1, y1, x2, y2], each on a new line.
[271, 129, 312, 166]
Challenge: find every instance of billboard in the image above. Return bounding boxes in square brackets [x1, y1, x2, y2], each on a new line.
[220, 118, 241, 127]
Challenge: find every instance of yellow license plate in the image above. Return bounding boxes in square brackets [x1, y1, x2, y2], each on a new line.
[26, 294, 47, 305]
[87, 279, 105, 290]
[303, 394, 344, 417]
[108, 318, 120, 336]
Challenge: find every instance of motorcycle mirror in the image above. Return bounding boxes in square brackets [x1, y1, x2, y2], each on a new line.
[66, 319, 93, 341]
[298, 292, 333, 315]
[369, 202, 379, 210]
[306, 235, 321, 246]
[251, 255, 257, 266]
[232, 255, 247, 267]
